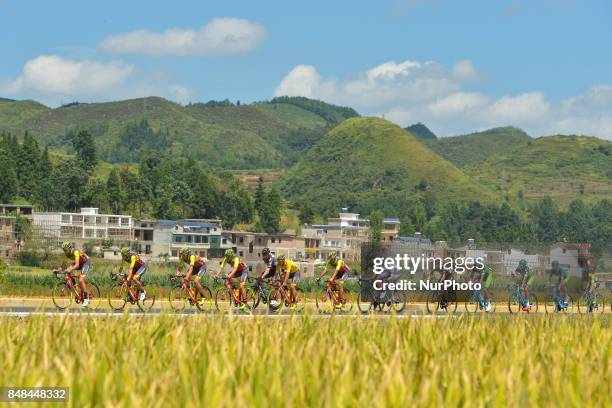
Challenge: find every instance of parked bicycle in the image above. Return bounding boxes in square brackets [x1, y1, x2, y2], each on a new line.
[577, 281, 605, 314]
[507, 282, 538, 314]
[52, 270, 101, 310]
[465, 288, 495, 313]
[356, 277, 406, 314]
[267, 278, 306, 314]
[544, 285, 574, 314]
[214, 277, 257, 313]
[315, 278, 354, 313]
[108, 271, 156, 313]
[168, 274, 213, 312]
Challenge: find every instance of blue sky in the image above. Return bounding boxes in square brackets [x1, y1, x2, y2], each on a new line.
[1, 0, 611, 138]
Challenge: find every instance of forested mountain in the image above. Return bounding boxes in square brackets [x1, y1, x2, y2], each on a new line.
[405, 122, 437, 140]
[424, 127, 531, 167]
[466, 135, 612, 206]
[0, 96, 358, 169]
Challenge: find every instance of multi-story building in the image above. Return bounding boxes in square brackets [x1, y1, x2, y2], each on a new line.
[33, 208, 132, 243]
[152, 220, 230, 260]
[302, 211, 370, 262]
[550, 242, 592, 277]
[382, 218, 401, 242]
[133, 219, 157, 255]
[0, 216, 16, 260]
[0, 204, 33, 220]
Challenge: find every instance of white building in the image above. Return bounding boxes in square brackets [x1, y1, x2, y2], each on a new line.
[33, 208, 132, 242]
[302, 211, 370, 261]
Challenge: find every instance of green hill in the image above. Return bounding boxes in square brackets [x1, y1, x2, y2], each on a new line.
[0, 96, 358, 169]
[425, 127, 531, 167]
[277, 117, 492, 215]
[466, 135, 612, 206]
[405, 123, 437, 140]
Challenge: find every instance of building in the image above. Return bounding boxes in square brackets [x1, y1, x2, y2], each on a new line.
[133, 219, 157, 255]
[152, 219, 230, 261]
[0, 216, 16, 260]
[0, 204, 33, 221]
[302, 211, 370, 262]
[549, 242, 592, 277]
[33, 208, 132, 243]
[382, 218, 401, 242]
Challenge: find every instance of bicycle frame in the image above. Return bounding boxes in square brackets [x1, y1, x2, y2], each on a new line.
[60, 272, 85, 302]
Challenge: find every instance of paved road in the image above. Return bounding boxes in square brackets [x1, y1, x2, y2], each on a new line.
[1, 297, 607, 317]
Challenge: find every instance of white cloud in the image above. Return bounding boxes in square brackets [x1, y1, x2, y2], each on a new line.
[274, 60, 612, 139]
[1, 55, 194, 106]
[99, 18, 267, 56]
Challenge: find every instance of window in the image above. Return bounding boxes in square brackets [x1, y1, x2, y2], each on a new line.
[279, 238, 282, 244]
[258, 238, 262, 244]
[239, 237, 244, 243]
[222, 238, 227, 244]
[171, 250, 177, 257]
[271, 238, 276, 243]
[61, 215, 70, 223]
[121, 217, 130, 226]
[249, 242, 254, 254]
[239, 251, 243, 257]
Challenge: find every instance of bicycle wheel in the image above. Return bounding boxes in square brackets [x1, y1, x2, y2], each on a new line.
[592, 293, 605, 314]
[215, 287, 233, 313]
[357, 289, 376, 314]
[137, 286, 157, 313]
[508, 293, 521, 314]
[465, 293, 480, 314]
[545, 294, 559, 314]
[108, 283, 127, 311]
[390, 291, 407, 313]
[169, 285, 188, 312]
[193, 285, 213, 312]
[267, 288, 283, 314]
[315, 288, 333, 314]
[426, 291, 438, 314]
[84, 282, 101, 310]
[52, 282, 72, 310]
[443, 292, 458, 314]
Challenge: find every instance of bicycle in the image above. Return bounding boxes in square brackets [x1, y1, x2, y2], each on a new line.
[544, 284, 574, 314]
[214, 277, 257, 313]
[249, 276, 273, 310]
[51, 270, 101, 310]
[577, 281, 605, 314]
[425, 280, 457, 314]
[168, 274, 213, 312]
[356, 277, 407, 314]
[465, 288, 495, 313]
[507, 282, 538, 314]
[267, 277, 306, 314]
[315, 278, 354, 314]
[108, 271, 156, 313]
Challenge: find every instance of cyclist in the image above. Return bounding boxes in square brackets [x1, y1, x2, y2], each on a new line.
[259, 247, 278, 281]
[176, 247, 208, 305]
[548, 260, 569, 309]
[277, 253, 301, 303]
[478, 264, 494, 312]
[584, 259, 597, 297]
[53, 241, 91, 307]
[215, 249, 249, 306]
[513, 259, 534, 311]
[319, 252, 350, 306]
[119, 247, 147, 301]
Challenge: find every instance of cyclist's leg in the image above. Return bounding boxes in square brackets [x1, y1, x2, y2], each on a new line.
[194, 268, 207, 297]
[133, 266, 146, 293]
[78, 262, 91, 296]
[483, 273, 493, 303]
[289, 271, 300, 301]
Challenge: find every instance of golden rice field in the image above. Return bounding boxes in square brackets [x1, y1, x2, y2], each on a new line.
[0, 315, 610, 407]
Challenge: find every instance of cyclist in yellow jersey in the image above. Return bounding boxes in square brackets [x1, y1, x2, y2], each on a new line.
[215, 249, 249, 302]
[119, 247, 147, 301]
[319, 252, 350, 304]
[53, 241, 91, 307]
[277, 253, 301, 302]
[176, 247, 209, 303]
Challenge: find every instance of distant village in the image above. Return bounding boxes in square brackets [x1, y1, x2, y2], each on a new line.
[0, 203, 596, 278]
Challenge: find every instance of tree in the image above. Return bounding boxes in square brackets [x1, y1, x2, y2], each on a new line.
[73, 130, 97, 173]
[369, 210, 384, 242]
[259, 188, 282, 233]
[254, 176, 265, 213]
[399, 216, 415, 236]
[106, 168, 123, 213]
[298, 204, 314, 225]
[0, 149, 17, 202]
[16, 132, 41, 200]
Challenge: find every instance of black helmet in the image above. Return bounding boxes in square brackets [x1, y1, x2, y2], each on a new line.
[261, 247, 271, 256]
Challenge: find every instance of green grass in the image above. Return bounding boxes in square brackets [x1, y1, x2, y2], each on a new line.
[0, 315, 609, 407]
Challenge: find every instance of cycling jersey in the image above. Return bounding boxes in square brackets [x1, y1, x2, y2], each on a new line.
[549, 267, 569, 282]
[279, 259, 300, 274]
[326, 259, 350, 279]
[182, 254, 207, 276]
[221, 256, 247, 274]
[515, 264, 532, 277]
[262, 255, 278, 278]
[123, 254, 145, 271]
[480, 266, 493, 289]
[65, 250, 89, 270]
